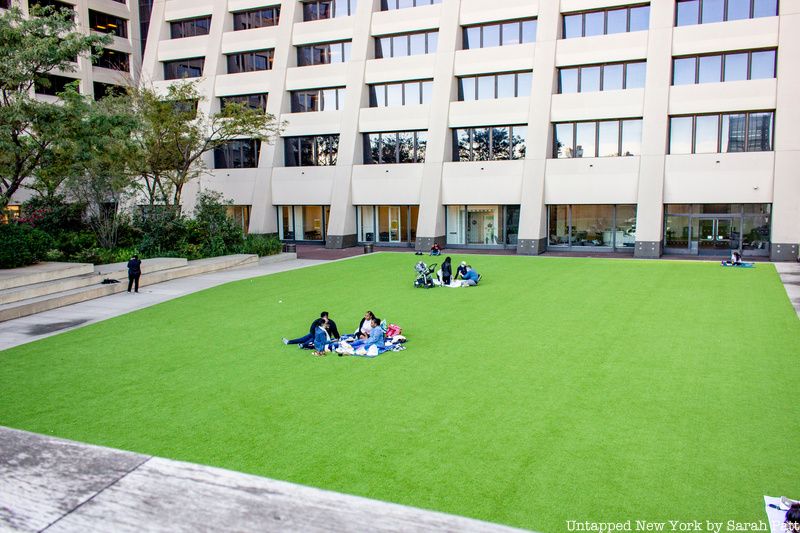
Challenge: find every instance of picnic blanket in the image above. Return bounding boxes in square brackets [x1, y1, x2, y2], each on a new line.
[721, 261, 755, 268]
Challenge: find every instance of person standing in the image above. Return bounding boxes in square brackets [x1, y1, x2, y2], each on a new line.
[441, 256, 453, 285]
[127, 255, 142, 293]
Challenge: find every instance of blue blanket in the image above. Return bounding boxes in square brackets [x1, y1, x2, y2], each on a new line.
[721, 261, 755, 268]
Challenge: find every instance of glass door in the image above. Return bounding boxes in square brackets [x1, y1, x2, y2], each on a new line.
[388, 206, 402, 243]
[698, 217, 738, 255]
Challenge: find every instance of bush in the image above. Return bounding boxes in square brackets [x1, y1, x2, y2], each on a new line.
[134, 206, 188, 258]
[239, 234, 282, 257]
[187, 191, 245, 258]
[0, 223, 55, 268]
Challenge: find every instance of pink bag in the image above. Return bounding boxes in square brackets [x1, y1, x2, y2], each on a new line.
[386, 324, 402, 337]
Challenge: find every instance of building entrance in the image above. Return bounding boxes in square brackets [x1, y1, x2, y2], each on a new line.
[697, 217, 739, 255]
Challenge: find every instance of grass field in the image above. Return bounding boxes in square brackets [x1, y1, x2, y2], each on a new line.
[1, 254, 798, 532]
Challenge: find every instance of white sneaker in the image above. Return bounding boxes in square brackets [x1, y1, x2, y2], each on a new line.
[282, 338, 289, 345]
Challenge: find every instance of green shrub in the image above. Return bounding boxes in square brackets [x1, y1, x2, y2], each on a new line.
[134, 206, 188, 258]
[186, 191, 245, 258]
[240, 234, 282, 257]
[0, 223, 55, 268]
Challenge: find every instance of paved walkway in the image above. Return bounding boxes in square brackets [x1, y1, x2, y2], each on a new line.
[775, 262, 800, 319]
[0, 257, 324, 352]
[0, 427, 528, 533]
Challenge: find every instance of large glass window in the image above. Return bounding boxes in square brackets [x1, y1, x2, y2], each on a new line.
[562, 5, 650, 39]
[290, 87, 344, 112]
[34, 74, 79, 96]
[675, 0, 777, 25]
[453, 126, 527, 161]
[278, 206, 327, 241]
[284, 135, 340, 166]
[553, 119, 643, 158]
[669, 111, 774, 154]
[163, 57, 204, 79]
[357, 205, 420, 244]
[376, 31, 437, 58]
[297, 41, 351, 66]
[302, 0, 354, 20]
[458, 71, 533, 100]
[445, 205, 519, 246]
[170, 16, 210, 38]
[220, 93, 268, 112]
[381, 0, 440, 10]
[547, 205, 637, 250]
[227, 49, 273, 73]
[664, 204, 771, 256]
[369, 80, 433, 106]
[89, 10, 128, 38]
[92, 48, 129, 71]
[213, 139, 260, 168]
[364, 131, 427, 164]
[557, 61, 646, 93]
[462, 19, 536, 49]
[233, 6, 279, 30]
[673, 50, 777, 85]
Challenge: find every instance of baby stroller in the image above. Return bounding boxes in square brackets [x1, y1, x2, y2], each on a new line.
[414, 261, 437, 288]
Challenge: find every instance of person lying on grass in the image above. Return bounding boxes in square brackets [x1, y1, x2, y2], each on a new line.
[283, 311, 340, 346]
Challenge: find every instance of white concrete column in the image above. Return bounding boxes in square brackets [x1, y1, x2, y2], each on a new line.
[770, 3, 800, 260]
[324, 0, 378, 248]
[633, 0, 674, 258]
[516, 0, 558, 255]
[249, 0, 303, 234]
[413, 0, 461, 251]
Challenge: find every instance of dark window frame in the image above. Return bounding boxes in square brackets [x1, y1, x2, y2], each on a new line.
[213, 139, 261, 169]
[296, 40, 352, 66]
[163, 57, 205, 79]
[368, 79, 433, 107]
[232, 5, 280, 30]
[462, 18, 537, 49]
[283, 135, 341, 167]
[219, 93, 269, 112]
[289, 87, 345, 112]
[375, 30, 438, 58]
[88, 10, 128, 38]
[452, 125, 528, 162]
[92, 48, 130, 71]
[302, 0, 355, 21]
[557, 60, 647, 93]
[561, 4, 650, 39]
[552, 118, 644, 158]
[381, 0, 441, 10]
[667, 110, 775, 154]
[226, 48, 274, 73]
[671, 48, 777, 85]
[674, 0, 779, 26]
[170, 15, 211, 38]
[364, 131, 428, 164]
[458, 71, 533, 100]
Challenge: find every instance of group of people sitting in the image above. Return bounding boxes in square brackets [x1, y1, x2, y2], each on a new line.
[415, 257, 481, 288]
[283, 311, 406, 357]
[721, 250, 754, 268]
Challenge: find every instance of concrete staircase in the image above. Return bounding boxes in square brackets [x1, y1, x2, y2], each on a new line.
[0, 255, 259, 322]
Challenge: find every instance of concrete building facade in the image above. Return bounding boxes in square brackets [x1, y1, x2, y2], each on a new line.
[139, 0, 798, 260]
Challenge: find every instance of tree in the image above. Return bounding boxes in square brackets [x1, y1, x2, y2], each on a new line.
[128, 82, 283, 207]
[0, 6, 110, 208]
[60, 87, 141, 249]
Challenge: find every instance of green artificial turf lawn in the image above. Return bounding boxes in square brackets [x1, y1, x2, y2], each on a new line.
[1, 254, 798, 532]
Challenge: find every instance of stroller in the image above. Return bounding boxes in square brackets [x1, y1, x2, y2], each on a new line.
[414, 261, 437, 288]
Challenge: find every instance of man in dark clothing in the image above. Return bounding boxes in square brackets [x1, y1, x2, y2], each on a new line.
[127, 255, 142, 293]
[283, 311, 339, 345]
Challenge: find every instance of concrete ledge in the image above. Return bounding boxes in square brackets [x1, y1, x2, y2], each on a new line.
[0, 255, 259, 323]
[0, 427, 530, 533]
[0, 263, 94, 291]
[0, 258, 189, 306]
[259, 252, 297, 265]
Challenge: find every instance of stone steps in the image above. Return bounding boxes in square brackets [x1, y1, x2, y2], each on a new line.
[0, 262, 94, 291]
[0, 258, 188, 305]
[0, 255, 258, 323]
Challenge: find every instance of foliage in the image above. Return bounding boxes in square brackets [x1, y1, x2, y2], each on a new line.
[0, 222, 54, 268]
[133, 206, 188, 258]
[239, 233, 282, 257]
[126, 82, 283, 206]
[0, 7, 111, 208]
[184, 190, 244, 258]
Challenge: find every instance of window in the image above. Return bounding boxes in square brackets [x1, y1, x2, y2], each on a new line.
[34, 74, 78, 95]
[365, 131, 427, 164]
[553, 119, 643, 158]
[88, 10, 128, 38]
[452, 126, 527, 161]
[227, 49, 274, 73]
[297, 41, 351, 65]
[368, 80, 432, 107]
[548, 205, 637, 250]
[284, 135, 340, 166]
[668, 111, 774, 153]
[671, 50, 777, 85]
[220, 93, 268, 112]
[462, 19, 536, 49]
[170, 16, 211, 38]
[29, 0, 74, 16]
[213, 139, 261, 168]
[357, 206, 420, 244]
[459, 72, 532, 100]
[93, 82, 126, 100]
[278, 206, 329, 241]
[445, 205, 520, 246]
[562, 5, 650, 39]
[558, 61, 646, 93]
[290, 87, 344, 112]
[92, 48, 130, 71]
[675, 0, 777, 25]
[163, 57, 204, 79]
[376, 31, 437, 58]
[227, 205, 251, 233]
[382, 0, 441, 9]
[233, 6, 280, 30]
[302, 0, 354, 20]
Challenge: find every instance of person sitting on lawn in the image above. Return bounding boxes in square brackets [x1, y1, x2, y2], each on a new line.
[355, 310, 375, 339]
[462, 265, 481, 286]
[786, 503, 800, 533]
[430, 243, 442, 256]
[731, 250, 743, 265]
[283, 311, 339, 345]
[345, 317, 385, 353]
[455, 261, 468, 280]
[312, 318, 336, 357]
